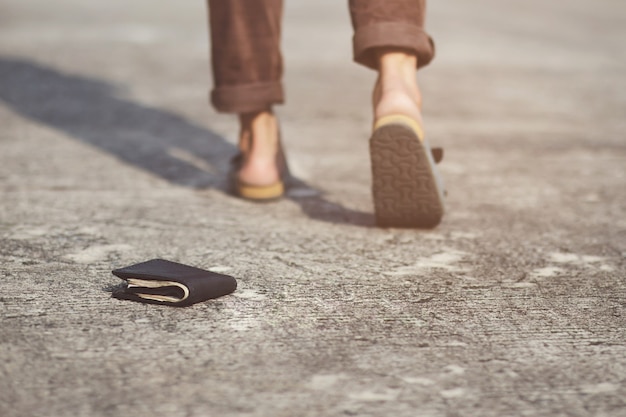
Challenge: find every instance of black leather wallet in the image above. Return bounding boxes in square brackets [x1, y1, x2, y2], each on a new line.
[112, 259, 237, 307]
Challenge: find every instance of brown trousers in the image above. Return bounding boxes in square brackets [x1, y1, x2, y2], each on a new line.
[208, 0, 434, 114]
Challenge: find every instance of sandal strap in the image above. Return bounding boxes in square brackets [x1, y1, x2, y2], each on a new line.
[431, 147, 444, 164]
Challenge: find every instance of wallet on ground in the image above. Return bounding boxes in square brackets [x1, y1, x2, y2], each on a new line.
[112, 259, 237, 307]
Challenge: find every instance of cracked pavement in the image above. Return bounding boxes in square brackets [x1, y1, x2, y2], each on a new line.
[1, 0, 625, 416]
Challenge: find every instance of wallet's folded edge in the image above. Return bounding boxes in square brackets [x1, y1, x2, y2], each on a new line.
[111, 259, 237, 307]
[126, 278, 190, 303]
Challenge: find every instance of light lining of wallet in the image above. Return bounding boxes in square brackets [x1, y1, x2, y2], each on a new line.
[127, 279, 190, 303]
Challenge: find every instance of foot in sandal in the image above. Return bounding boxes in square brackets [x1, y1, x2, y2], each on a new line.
[370, 49, 445, 228]
[233, 110, 286, 201]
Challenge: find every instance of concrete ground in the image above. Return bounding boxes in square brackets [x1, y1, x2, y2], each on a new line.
[1, 0, 625, 416]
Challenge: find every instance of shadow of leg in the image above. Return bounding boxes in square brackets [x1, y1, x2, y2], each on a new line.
[0, 57, 235, 188]
[0, 57, 374, 226]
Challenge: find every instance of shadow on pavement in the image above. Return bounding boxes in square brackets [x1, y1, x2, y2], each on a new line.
[0, 57, 373, 226]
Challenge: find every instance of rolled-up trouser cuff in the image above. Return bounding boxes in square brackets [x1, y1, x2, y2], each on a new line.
[353, 22, 435, 70]
[210, 81, 284, 114]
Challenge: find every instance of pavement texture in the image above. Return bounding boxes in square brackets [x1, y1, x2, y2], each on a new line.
[1, 1, 625, 416]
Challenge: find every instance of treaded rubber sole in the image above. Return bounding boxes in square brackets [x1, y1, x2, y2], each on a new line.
[370, 124, 445, 228]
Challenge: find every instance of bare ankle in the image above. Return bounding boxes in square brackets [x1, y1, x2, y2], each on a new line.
[377, 48, 417, 71]
[373, 50, 423, 122]
[236, 109, 280, 186]
[238, 109, 278, 153]
[239, 109, 275, 138]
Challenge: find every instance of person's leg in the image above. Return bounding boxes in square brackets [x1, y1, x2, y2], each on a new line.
[208, 0, 284, 113]
[350, 1, 444, 228]
[207, 0, 283, 188]
[348, 0, 434, 125]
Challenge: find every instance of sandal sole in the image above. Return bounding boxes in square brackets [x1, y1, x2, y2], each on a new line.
[370, 124, 445, 228]
[235, 180, 284, 202]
